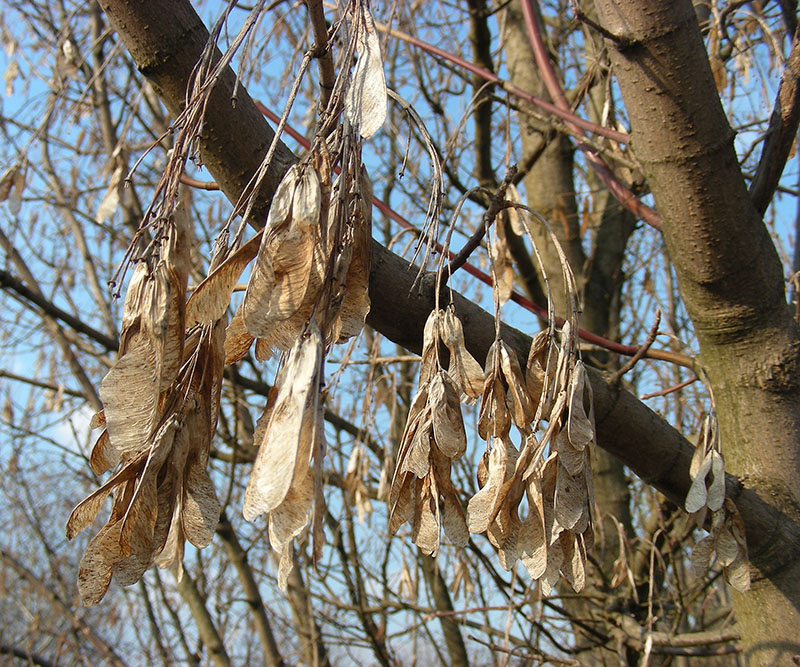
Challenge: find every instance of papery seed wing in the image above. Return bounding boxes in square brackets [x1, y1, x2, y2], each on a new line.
[725, 552, 751, 592]
[520, 484, 547, 579]
[118, 472, 158, 557]
[66, 457, 142, 540]
[224, 306, 254, 364]
[145, 261, 186, 391]
[441, 308, 483, 400]
[242, 325, 322, 520]
[419, 309, 442, 384]
[526, 330, 553, 410]
[89, 429, 118, 476]
[389, 474, 414, 533]
[690, 535, 715, 578]
[560, 532, 586, 592]
[402, 419, 432, 478]
[269, 468, 314, 554]
[244, 227, 317, 338]
[440, 306, 465, 349]
[499, 342, 534, 427]
[345, 1, 387, 138]
[241, 233, 277, 338]
[716, 526, 738, 567]
[478, 376, 511, 440]
[412, 481, 440, 556]
[685, 450, 713, 513]
[95, 165, 123, 224]
[100, 337, 159, 457]
[154, 506, 184, 578]
[267, 165, 299, 230]
[293, 167, 321, 230]
[182, 461, 220, 548]
[554, 460, 585, 531]
[706, 450, 725, 511]
[441, 491, 469, 548]
[186, 231, 262, 325]
[467, 439, 508, 533]
[430, 371, 467, 459]
[567, 361, 594, 449]
[690, 418, 709, 478]
[489, 238, 514, 305]
[553, 427, 585, 477]
[335, 167, 372, 341]
[450, 347, 485, 401]
[78, 522, 123, 606]
[118, 417, 179, 555]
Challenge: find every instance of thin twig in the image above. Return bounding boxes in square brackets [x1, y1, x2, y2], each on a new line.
[640, 376, 698, 400]
[613, 309, 661, 383]
[320, 2, 631, 144]
[520, 0, 661, 230]
[446, 165, 516, 277]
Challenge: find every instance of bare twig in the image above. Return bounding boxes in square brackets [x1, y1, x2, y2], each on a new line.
[641, 376, 698, 400]
[446, 165, 516, 278]
[254, 101, 694, 368]
[305, 0, 335, 110]
[612, 309, 662, 383]
[520, 0, 661, 230]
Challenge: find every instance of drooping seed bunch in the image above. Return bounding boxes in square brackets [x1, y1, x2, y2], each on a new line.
[67, 212, 226, 605]
[67, 0, 385, 603]
[687, 412, 750, 592]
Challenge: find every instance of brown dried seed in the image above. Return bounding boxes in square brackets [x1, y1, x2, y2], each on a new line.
[429, 371, 467, 459]
[242, 323, 322, 520]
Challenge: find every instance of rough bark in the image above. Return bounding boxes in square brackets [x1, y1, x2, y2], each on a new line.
[592, 0, 800, 662]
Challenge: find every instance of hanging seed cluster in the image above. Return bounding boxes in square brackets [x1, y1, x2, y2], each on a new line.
[66, 214, 226, 605]
[687, 413, 750, 592]
[390, 303, 597, 593]
[65, 0, 740, 605]
[389, 307, 483, 556]
[67, 0, 384, 604]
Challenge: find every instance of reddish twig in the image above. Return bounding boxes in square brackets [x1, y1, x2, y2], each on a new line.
[361, 11, 629, 144]
[230, 102, 694, 368]
[640, 376, 698, 400]
[519, 0, 661, 230]
[612, 309, 661, 383]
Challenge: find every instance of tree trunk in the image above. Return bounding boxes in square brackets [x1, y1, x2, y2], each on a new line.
[592, 0, 800, 662]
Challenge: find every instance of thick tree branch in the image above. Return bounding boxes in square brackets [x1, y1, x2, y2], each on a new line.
[750, 23, 800, 215]
[593, 0, 800, 658]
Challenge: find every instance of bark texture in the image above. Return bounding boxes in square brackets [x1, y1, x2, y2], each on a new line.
[592, 0, 800, 662]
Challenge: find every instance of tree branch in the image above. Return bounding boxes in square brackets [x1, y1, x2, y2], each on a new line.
[749, 23, 800, 215]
